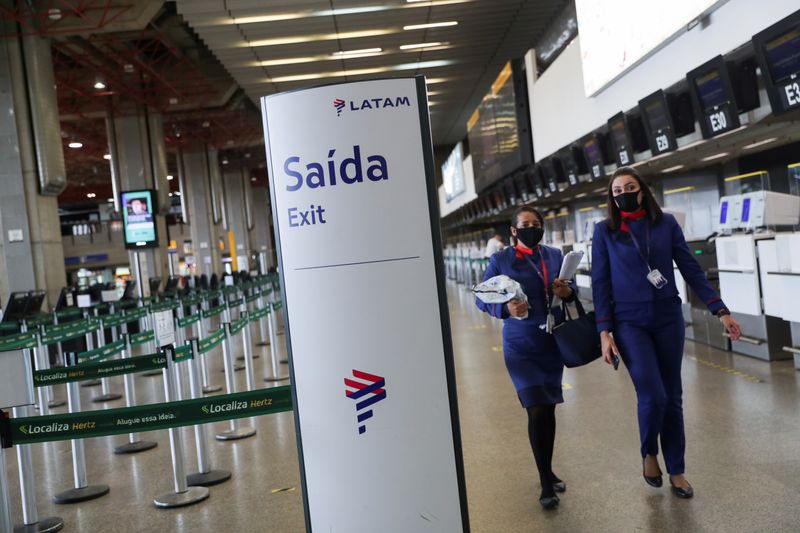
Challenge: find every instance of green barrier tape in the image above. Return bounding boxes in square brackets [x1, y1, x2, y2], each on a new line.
[260, 288, 272, 297]
[249, 306, 269, 322]
[207, 290, 222, 301]
[198, 328, 225, 354]
[228, 298, 243, 308]
[41, 320, 98, 346]
[118, 299, 138, 310]
[55, 308, 83, 320]
[27, 314, 54, 328]
[125, 307, 147, 322]
[0, 323, 20, 333]
[77, 338, 126, 363]
[129, 330, 155, 347]
[177, 313, 201, 328]
[34, 353, 166, 386]
[151, 300, 179, 313]
[100, 312, 129, 329]
[173, 344, 193, 363]
[182, 295, 203, 307]
[222, 286, 238, 296]
[10, 386, 291, 445]
[272, 301, 283, 311]
[245, 294, 259, 304]
[0, 331, 38, 351]
[230, 315, 248, 336]
[202, 306, 225, 319]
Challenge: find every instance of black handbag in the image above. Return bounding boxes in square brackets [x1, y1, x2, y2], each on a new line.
[552, 298, 602, 368]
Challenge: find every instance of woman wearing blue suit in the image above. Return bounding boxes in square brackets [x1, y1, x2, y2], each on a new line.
[476, 206, 574, 510]
[591, 167, 741, 498]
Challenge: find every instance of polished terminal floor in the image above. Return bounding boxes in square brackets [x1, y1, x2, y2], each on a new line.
[4, 284, 800, 532]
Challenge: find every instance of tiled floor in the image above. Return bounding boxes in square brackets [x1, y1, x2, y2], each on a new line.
[4, 283, 800, 532]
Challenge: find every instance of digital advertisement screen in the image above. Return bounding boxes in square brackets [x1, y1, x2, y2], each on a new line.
[765, 26, 800, 84]
[694, 69, 727, 111]
[442, 142, 466, 202]
[121, 189, 159, 249]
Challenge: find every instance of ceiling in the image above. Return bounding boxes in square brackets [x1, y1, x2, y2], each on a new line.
[175, 0, 568, 146]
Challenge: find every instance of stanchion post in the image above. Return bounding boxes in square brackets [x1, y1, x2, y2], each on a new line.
[196, 298, 221, 394]
[11, 405, 64, 532]
[52, 353, 110, 504]
[153, 345, 209, 508]
[90, 313, 122, 403]
[238, 301, 255, 391]
[263, 296, 288, 383]
[113, 320, 157, 455]
[185, 339, 231, 487]
[215, 308, 256, 441]
[1, 424, 12, 533]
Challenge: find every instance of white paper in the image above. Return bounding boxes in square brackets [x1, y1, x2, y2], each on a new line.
[154, 310, 176, 347]
[552, 251, 584, 308]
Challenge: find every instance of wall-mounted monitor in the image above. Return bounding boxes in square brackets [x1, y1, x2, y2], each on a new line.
[526, 167, 544, 199]
[503, 178, 519, 206]
[639, 90, 677, 155]
[582, 133, 609, 180]
[687, 55, 741, 138]
[607, 112, 634, 166]
[752, 9, 800, 115]
[514, 173, 532, 203]
[467, 59, 534, 193]
[120, 189, 160, 250]
[559, 147, 586, 186]
[442, 142, 467, 202]
[540, 157, 559, 193]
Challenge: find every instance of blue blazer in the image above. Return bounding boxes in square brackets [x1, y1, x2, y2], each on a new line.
[591, 213, 725, 333]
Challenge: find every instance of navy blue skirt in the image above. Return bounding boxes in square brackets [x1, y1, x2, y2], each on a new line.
[502, 317, 564, 407]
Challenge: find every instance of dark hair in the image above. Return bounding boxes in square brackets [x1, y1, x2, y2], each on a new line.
[606, 166, 662, 231]
[510, 206, 544, 228]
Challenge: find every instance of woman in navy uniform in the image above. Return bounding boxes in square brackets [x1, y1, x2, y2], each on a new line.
[476, 206, 574, 510]
[591, 167, 741, 498]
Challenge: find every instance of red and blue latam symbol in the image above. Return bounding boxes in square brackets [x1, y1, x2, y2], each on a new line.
[333, 96, 411, 116]
[344, 369, 386, 435]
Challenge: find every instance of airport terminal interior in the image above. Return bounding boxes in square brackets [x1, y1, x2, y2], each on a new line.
[0, 0, 799, 531]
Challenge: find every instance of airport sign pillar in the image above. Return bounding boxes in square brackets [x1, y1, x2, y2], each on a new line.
[261, 77, 469, 532]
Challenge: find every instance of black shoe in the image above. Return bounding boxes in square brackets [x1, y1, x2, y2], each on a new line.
[539, 493, 559, 510]
[643, 459, 663, 488]
[550, 474, 566, 493]
[670, 479, 694, 499]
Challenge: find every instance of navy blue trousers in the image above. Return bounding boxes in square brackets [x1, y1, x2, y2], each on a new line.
[614, 297, 686, 475]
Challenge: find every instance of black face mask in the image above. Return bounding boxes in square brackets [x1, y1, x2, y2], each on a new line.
[615, 191, 642, 213]
[515, 226, 544, 248]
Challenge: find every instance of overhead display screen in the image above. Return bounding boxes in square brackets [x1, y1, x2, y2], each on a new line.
[608, 113, 633, 166]
[583, 136, 605, 180]
[467, 61, 532, 193]
[442, 142, 466, 202]
[694, 69, 727, 111]
[121, 189, 159, 249]
[764, 26, 800, 84]
[575, 0, 724, 96]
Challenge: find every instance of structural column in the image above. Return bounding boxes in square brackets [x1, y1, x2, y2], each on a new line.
[0, 22, 66, 307]
[109, 112, 171, 294]
[249, 181, 275, 271]
[181, 149, 221, 277]
[222, 163, 250, 272]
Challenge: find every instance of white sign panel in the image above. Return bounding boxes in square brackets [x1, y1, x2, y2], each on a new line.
[261, 77, 467, 531]
[0, 350, 35, 409]
[154, 310, 175, 348]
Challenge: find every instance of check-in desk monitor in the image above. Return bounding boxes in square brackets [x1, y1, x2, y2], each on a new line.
[718, 195, 743, 231]
[739, 191, 800, 230]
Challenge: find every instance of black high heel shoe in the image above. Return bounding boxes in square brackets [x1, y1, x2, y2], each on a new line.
[670, 479, 694, 499]
[539, 493, 559, 510]
[550, 473, 566, 493]
[643, 459, 663, 488]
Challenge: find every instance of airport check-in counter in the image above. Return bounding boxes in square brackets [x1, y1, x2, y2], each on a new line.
[682, 240, 726, 350]
[715, 233, 792, 361]
[759, 233, 800, 369]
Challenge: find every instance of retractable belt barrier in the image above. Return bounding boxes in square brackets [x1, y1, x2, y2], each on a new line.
[33, 354, 167, 386]
[3, 387, 292, 446]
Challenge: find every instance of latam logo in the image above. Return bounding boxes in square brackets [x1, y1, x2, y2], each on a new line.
[333, 96, 411, 117]
[344, 369, 386, 435]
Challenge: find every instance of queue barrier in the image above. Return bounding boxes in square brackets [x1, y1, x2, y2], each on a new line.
[41, 319, 99, 346]
[197, 328, 226, 354]
[3, 387, 292, 446]
[202, 305, 225, 319]
[129, 330, 155, 347]
[33, 354, 167, 386]
[77, 338, 126, 364]
[177, 313, 202, 329]
[0, 331, 38, 351]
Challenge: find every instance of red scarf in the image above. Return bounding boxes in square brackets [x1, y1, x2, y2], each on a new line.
[515, 244, 537, 259]
[620, 208, 646, 233]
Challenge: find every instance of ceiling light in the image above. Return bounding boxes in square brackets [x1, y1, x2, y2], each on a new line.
[578, 206, 596, 212]
[332, 48, 382, 56]
[700, 152, 729, 162]
[574, 192, 587, 198]
[425, 77, 449, 84]
[202, 121, 210, 128]
[68, 142, 83, 149]
[664, 186, 696, 195]
[743, 137, 778, 150]
[48, 8, 62, 20]
[593, 187, 606, 193]
[403, 21, 458, 30]
[166, 174, 174, 181]
[661, 164, 685, 173]
[94, 80, 106, 90]
[266, 59, 454, 83]
[221, 158, 229, 165]
[400, 42, 443, 50]
[168, 192, 173, 197]
[86, 193, 96, 198]
[174, 191, 181, 196]
[103, 154, 111, 160]
[244, 153, 251, 159]
[107, 198, 114, 203]
[169, 97, 178, 105]
[247, 29, 395, 48]
[251, 177, 257, 182]
[124, 64, 134, 73]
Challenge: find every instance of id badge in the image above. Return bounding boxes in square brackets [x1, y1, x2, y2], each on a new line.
[647, 269, 668, 289]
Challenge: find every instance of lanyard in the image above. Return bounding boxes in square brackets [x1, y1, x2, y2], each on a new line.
[627, 223, 653, 272]
[523, 250, 552, 304]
